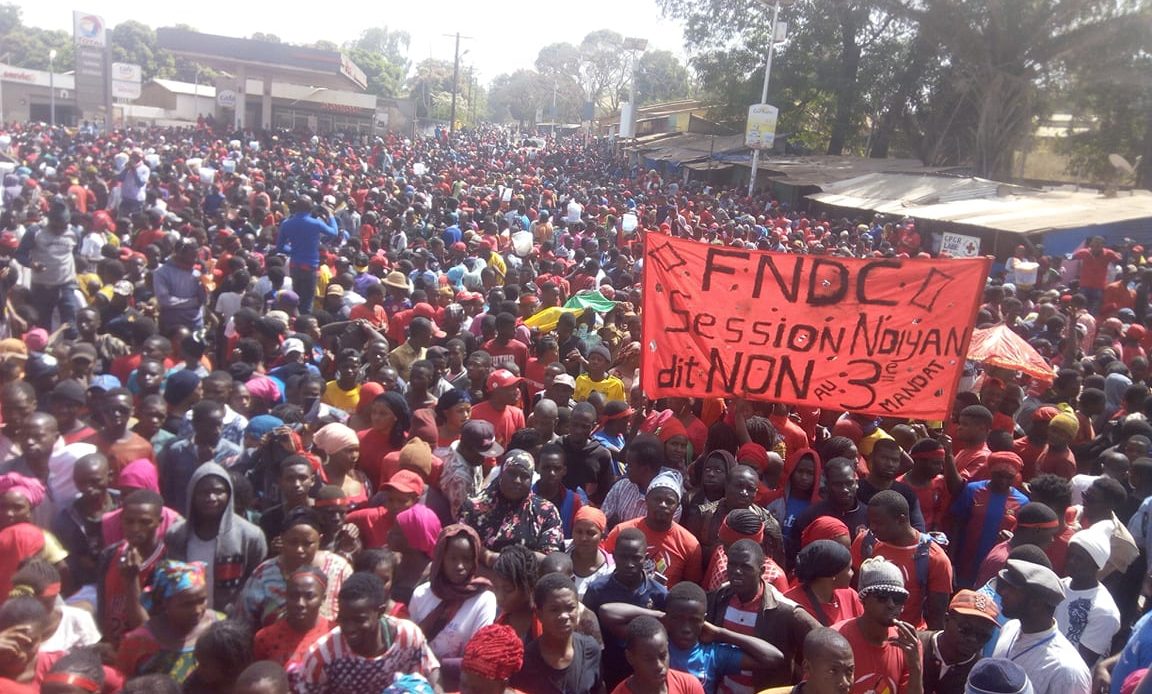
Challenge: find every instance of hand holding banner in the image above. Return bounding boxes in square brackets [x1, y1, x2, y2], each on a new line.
[640, 235, 990, 419]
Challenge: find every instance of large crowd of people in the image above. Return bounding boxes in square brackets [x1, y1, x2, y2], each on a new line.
[0, 118, 1148, 694]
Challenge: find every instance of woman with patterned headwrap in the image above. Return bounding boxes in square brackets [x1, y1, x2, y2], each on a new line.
[458, 450, 564, 562]
[115, 560, 221, 684]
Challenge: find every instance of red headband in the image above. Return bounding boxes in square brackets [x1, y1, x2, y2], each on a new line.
[42, 674, 101, 692]
[912, 449, 945, 462]
[313, 497, 349, 508]
[599, 407, 634, 423]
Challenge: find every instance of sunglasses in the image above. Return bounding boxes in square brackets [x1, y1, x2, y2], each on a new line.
[869, 591, 908, 605]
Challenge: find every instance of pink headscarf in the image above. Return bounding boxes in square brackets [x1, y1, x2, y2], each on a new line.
[0, 473, 46, 508]
[118, 459, 159, 492]
[395, 504, 442, 557]
[313, 423, 360, 455]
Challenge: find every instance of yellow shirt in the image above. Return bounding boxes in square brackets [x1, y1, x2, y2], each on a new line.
[574, 373, 626, 403]
[323, 381, 361, 412]
[314, 264, 334, 312]
[486, 251, 507, 283]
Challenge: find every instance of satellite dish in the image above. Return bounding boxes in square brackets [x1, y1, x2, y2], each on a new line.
[1110, 153, 1137, 176]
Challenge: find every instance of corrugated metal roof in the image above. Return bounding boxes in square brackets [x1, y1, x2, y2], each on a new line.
[808, 172, 1152, 234]
[633, 133, 746, 163]
[730, 156, 948, 186]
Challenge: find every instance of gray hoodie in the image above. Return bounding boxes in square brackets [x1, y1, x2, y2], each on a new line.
[164, 462, 267, 612]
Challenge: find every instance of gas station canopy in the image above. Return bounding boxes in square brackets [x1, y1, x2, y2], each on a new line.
[156, 28, 367, 91]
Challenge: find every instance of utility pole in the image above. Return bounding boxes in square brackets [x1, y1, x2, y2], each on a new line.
[444, 32, 472, 135]
[748, 0, 784, 196]
[551, 79, 557, 138]
[48, 49, 57, 126]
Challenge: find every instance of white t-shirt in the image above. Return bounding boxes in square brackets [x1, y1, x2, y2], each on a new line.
[1070, 474, 1099, 506]
[40, 604, 101, 653]
[407, 583, 497, 660]
[1056, 579, 1121, 657]
[566, 200, 583, 223]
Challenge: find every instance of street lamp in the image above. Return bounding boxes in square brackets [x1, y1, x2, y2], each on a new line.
[48, 49, 57, 126]
[623, 37, 647, 139]
[747, 0, 787, 196]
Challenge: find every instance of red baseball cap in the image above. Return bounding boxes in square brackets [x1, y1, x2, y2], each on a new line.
[382, 470, 425, 497]
[486, 369, 523, 391]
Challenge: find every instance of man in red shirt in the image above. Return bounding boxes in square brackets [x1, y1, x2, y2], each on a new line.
[482, 313, 529, 373]
[604, 470, 702, 587]
[832, 556, 921, 694]
[1015, 407, 1058, 482]
[470, 370, 526, 448]
[1072, 236, 1122, 312]
[852, 491, 953, 630]
[132, 208, 168, 252]
[953, 405, 992, 481]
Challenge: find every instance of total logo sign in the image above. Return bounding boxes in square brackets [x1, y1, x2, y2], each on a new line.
[73, 12, 107, 48]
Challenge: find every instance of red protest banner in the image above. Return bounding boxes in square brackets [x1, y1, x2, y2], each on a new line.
[640, 235, 991, 420]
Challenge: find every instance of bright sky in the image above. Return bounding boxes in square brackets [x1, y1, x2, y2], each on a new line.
[17, 0, 689, 85]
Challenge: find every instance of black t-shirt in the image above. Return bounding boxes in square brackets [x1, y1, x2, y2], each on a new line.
[857, 478, 927, 531]
[508, 632, 603, 694]
[561, 437, 614, 506]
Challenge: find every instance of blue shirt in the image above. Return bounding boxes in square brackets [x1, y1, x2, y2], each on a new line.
[669, 641, 743, 694]
[1113, 610, 1152, 694]
[950, 480, 1029, 586]
[275, 212, 339, 269]
[584, 573, 667, 685]
[442, 225, 462, 245]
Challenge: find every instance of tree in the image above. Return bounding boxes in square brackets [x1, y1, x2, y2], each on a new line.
[0, 3, 20, 35]
[488, 70, 552, 124]
[635, 49, 691, 105]
[535, 42, 581, 79]
[409, 58, 466, 122]
[351, 27, 410, 69]
[110, 20, 174, 80]
[578, 30, 628, 113]
[344, 27, 410, 100]
[902, 0, 1150, 179]
[658, 0, 905, 155]
[347, 47, 405, 98]
[534, 43, 584, 121]
[0, 4, 74, 72]
[250, 32, 281, 42]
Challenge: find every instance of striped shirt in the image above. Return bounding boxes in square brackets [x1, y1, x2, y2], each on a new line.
[294, 617, 439, 694]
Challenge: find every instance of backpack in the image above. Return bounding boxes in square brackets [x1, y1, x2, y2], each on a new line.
[860, 530, 937, 614]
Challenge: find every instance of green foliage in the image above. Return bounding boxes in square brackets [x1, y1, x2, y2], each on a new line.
[660, 0, 1152, 179]
[346, 47, 405, 98]
[0, 4, 74, 72]
[635, 49, 691, 105]
[110, 21, 174, 80]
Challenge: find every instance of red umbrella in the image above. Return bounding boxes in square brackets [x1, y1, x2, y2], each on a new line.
[967, 325, 1055, 383]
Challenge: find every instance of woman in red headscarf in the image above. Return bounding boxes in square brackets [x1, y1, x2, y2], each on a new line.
[765, 448, 823, 562]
